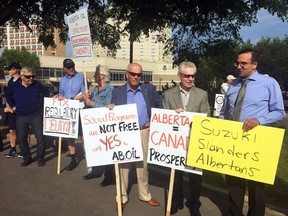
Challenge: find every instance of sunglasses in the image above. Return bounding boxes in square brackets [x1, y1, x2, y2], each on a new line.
[179, 73, 195, 78]
[127, 71, 142, 77]
[23, 75, 35, 79]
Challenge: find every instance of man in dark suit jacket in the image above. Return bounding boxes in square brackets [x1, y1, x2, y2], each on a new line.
[163, 61, 210, 216]
[111, 62, 163, 210]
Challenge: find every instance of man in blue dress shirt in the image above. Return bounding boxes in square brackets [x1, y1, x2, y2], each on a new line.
[220, 48, 285, 216]
[58, 58, 86, 171]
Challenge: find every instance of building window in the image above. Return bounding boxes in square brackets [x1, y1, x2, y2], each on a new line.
[110, 70, 126, 81]
[142, 72, 152, 82]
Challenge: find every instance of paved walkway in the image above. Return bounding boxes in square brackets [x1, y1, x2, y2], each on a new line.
[0, 135, 286, 216]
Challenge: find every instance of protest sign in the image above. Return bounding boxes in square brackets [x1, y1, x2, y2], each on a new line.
[43, 97, 80, 138]
[67, 8, 93, 61]
[80, 104, 143, 167]
[213, 94, 224, 117]
[187, 116, 284, 184]
[148, 108, 207, 175]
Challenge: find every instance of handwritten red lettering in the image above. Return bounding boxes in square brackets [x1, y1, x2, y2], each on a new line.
[99, 134, 121, 151]
[151, 113, 190, 126]
[151, 130, 188, 151]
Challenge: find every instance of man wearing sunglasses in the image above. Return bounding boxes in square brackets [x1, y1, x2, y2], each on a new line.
[163, 61, 210, 215]
[5, 67, 49, 167]
[220, 49, 285, 216]
[109, 62, 163, 210]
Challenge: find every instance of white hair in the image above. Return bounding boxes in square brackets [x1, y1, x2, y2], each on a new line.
[178, 61, 197, 74]
[97, 64, 110, 82]
[20, 67, 33, 75]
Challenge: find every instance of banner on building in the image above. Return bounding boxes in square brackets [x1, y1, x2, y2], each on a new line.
[67, 8, 93, 61]
[148, 108, 207, 175]
[80, 104, 143, 167]
[43, 97, 80, 138]
[187, 116, 284, 184]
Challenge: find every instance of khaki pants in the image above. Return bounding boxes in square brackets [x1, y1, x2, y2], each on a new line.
[118, 128, 152, 204]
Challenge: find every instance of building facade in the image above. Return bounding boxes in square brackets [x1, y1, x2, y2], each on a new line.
[1, 24, 178, 92]
[1, 23, 66, 57]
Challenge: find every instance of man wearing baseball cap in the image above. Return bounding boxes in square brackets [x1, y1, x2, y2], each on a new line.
[4, 62, 23, 158]
[221, 74, 236, 94]
[57, 58, 86, 171]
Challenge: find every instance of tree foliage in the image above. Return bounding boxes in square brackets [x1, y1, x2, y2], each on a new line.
[187, 36, 288, 108]
[253, 36, 288, 89]
[0, 0, 288, 55]
[0, 48, 40, 71]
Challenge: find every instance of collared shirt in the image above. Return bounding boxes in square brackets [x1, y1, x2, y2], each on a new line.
[179, 85, 191, 111]
[126, 84, 149, 127]
[221, 82, 229, 94]
[90, 83, 113, 108]
[59, 72, 85, 98]
[219, 71, 285, 125]
[5, 80, 49, 116]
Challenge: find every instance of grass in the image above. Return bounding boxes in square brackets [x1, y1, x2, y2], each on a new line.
[202, 123, 288, 212]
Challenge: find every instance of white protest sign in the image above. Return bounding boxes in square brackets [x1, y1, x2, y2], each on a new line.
[80, 104, 143, 167]
[213, 94, 224, 117]
[67, 8, 93, 61]
[43, 97, 80, 138]
[148, 108, 207, 175]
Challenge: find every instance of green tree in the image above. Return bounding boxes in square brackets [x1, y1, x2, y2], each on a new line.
[0, 48, 40, 71]
[1, 0, 288, 55]
[254, 36, 288, 88]
[237, 36, 288, 89]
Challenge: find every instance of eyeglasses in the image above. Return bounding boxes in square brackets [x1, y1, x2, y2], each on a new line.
[127, 71, 142, 77]
[23, 75, 35, 79]
[179, 73, 195, 78]
[234, 61, 253, 67]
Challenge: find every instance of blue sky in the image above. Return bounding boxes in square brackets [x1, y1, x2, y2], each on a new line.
[240, 9, 288, 43]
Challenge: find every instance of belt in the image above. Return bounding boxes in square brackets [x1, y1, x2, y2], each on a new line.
[140, 125, 149, 130]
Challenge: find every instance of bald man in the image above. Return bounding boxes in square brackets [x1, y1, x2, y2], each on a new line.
[110, 63, 163, 210]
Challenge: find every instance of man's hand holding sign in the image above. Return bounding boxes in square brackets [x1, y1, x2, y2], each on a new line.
[187, 116, 284, 184]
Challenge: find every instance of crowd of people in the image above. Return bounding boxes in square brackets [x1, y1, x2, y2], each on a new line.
[0, 48, 285, 216]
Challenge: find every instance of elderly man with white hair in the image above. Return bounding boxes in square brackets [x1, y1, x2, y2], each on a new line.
[82, 64, 115, 187]
[221, 74, 236, 94]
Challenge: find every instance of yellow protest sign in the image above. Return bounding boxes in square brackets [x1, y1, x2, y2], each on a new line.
[187, 116, 284, 185]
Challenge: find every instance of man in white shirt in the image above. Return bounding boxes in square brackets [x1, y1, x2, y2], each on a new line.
[221, 74, 236, 94]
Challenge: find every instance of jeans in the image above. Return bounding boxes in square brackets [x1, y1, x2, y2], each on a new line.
[16, 113, 46, 161]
